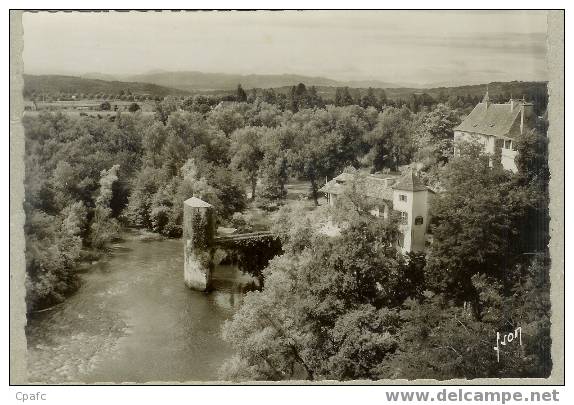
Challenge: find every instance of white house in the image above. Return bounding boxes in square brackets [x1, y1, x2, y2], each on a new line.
[453, 91, 535, 172]
[319, 169, 434, 253]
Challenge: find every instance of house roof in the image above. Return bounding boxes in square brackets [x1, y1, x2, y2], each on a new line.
[319, 172, 402, 201]
[184, 197, 213, 208]
[392, 169, 428, 192]
[454, 102, 522, 138]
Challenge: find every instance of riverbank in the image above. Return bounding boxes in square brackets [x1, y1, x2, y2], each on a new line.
[26, 230, 256, 383]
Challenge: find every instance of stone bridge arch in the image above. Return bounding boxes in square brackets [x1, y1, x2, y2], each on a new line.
[183, 197, 282, 291]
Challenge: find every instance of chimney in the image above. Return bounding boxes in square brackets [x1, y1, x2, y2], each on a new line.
[520, 100, 534, 135]
[482, 85, 490, 107]
[520, 107, 524, 135]
[522, 102, 534, 119]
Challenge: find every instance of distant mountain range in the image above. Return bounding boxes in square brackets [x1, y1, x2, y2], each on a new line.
[80, 71, 412, 92]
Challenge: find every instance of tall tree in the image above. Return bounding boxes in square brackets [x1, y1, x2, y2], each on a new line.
[425, 140, 533, 308]
[90, 165, 121, 249]
[360, 87, 380, 110]
[236, 84, 247, 102]
[414, 103, 461, 168]
[154, 96, 179, 125]
[229, 127, 265, 199]
[257, 127, 293, 203]
[364, 106, 415, 171]
[221, 214, 419, 381]
[334, 87, 354, 106]
[307, 86, 324, 109]
[513, 127, 550, 253]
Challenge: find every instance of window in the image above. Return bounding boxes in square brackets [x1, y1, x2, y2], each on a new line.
[399, 194, 407, 202]
[415, 216, 424, 225]
[400, 212, 408, 223]
[504, 140, 512, 149]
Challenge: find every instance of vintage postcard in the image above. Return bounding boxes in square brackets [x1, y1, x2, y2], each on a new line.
[9, 9, 564, 386]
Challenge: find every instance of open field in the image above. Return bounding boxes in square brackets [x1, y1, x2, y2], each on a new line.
[23, 110, 155, 118]
[25, 99, 157, 111]
[23, 99, 157, 118]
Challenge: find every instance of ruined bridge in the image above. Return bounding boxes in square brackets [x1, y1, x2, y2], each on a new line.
[183, 197, 281, 291]
[214, 231, 276, 245]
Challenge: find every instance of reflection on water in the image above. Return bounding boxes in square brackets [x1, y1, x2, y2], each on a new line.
[26, 230, 256, 383]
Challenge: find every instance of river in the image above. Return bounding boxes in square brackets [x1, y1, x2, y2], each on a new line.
[25, 230, 257, 383]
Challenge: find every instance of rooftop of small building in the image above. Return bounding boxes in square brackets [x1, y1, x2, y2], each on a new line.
[184, 196, 213, 208]
[320, 169, 431, 200]
[392, 169, 429, 192]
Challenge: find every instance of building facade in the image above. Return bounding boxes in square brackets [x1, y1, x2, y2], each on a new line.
[453, 91, 534, 172]
[320, 169, 433, 253]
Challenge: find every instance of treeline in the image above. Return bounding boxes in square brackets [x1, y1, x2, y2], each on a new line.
[23, 74, 190, 101]
[262, 81, 548, 114]
[25, 73, 548, 117]
[23, 112, 148, 311]
[29, 93, 165, 103]
[228, 83, 545, 114]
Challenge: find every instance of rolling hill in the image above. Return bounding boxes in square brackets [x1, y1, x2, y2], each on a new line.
[23, 74, 191, 98]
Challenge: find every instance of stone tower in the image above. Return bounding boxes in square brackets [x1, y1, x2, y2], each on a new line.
[391, 169, 432, 253]
[183, 197, 215, 291]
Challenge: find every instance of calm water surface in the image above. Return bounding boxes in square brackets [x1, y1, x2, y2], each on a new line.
[26, 231, 255, 383]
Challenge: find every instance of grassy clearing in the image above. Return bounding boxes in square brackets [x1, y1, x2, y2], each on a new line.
[241, 179, 327, 231]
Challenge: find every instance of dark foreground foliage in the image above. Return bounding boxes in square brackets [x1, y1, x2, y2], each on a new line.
[221, 132, 551, 381]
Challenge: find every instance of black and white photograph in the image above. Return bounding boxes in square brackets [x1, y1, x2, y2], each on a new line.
[9, 8, 564, 388]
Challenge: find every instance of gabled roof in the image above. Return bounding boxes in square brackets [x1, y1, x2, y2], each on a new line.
[184, 197, 213, 208]
[391, 169, 428, 192]
[454, 102, 522, 138]
[319, 172, 401, 201]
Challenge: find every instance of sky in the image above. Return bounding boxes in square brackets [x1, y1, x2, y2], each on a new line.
[22, 10, 548, 86]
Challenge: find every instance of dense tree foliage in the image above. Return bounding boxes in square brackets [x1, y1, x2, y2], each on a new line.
[426, 139, 549, 306]
[24, 81, 551, 380]
[223, 186, 550, 380]
[414, 103, 461, 168]
[23, 112, 146, 310]
[383, 256, 551, 379]
[216, 92, 550, 380]
[229, 127, 265, 199]
[222, 211, 423, 380]
[364, 106, 416, 171]
[128, 102, 141, 112]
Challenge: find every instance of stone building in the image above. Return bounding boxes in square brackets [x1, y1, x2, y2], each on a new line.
[320, 169, 434, 253]
[453, 91, 535, 172]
